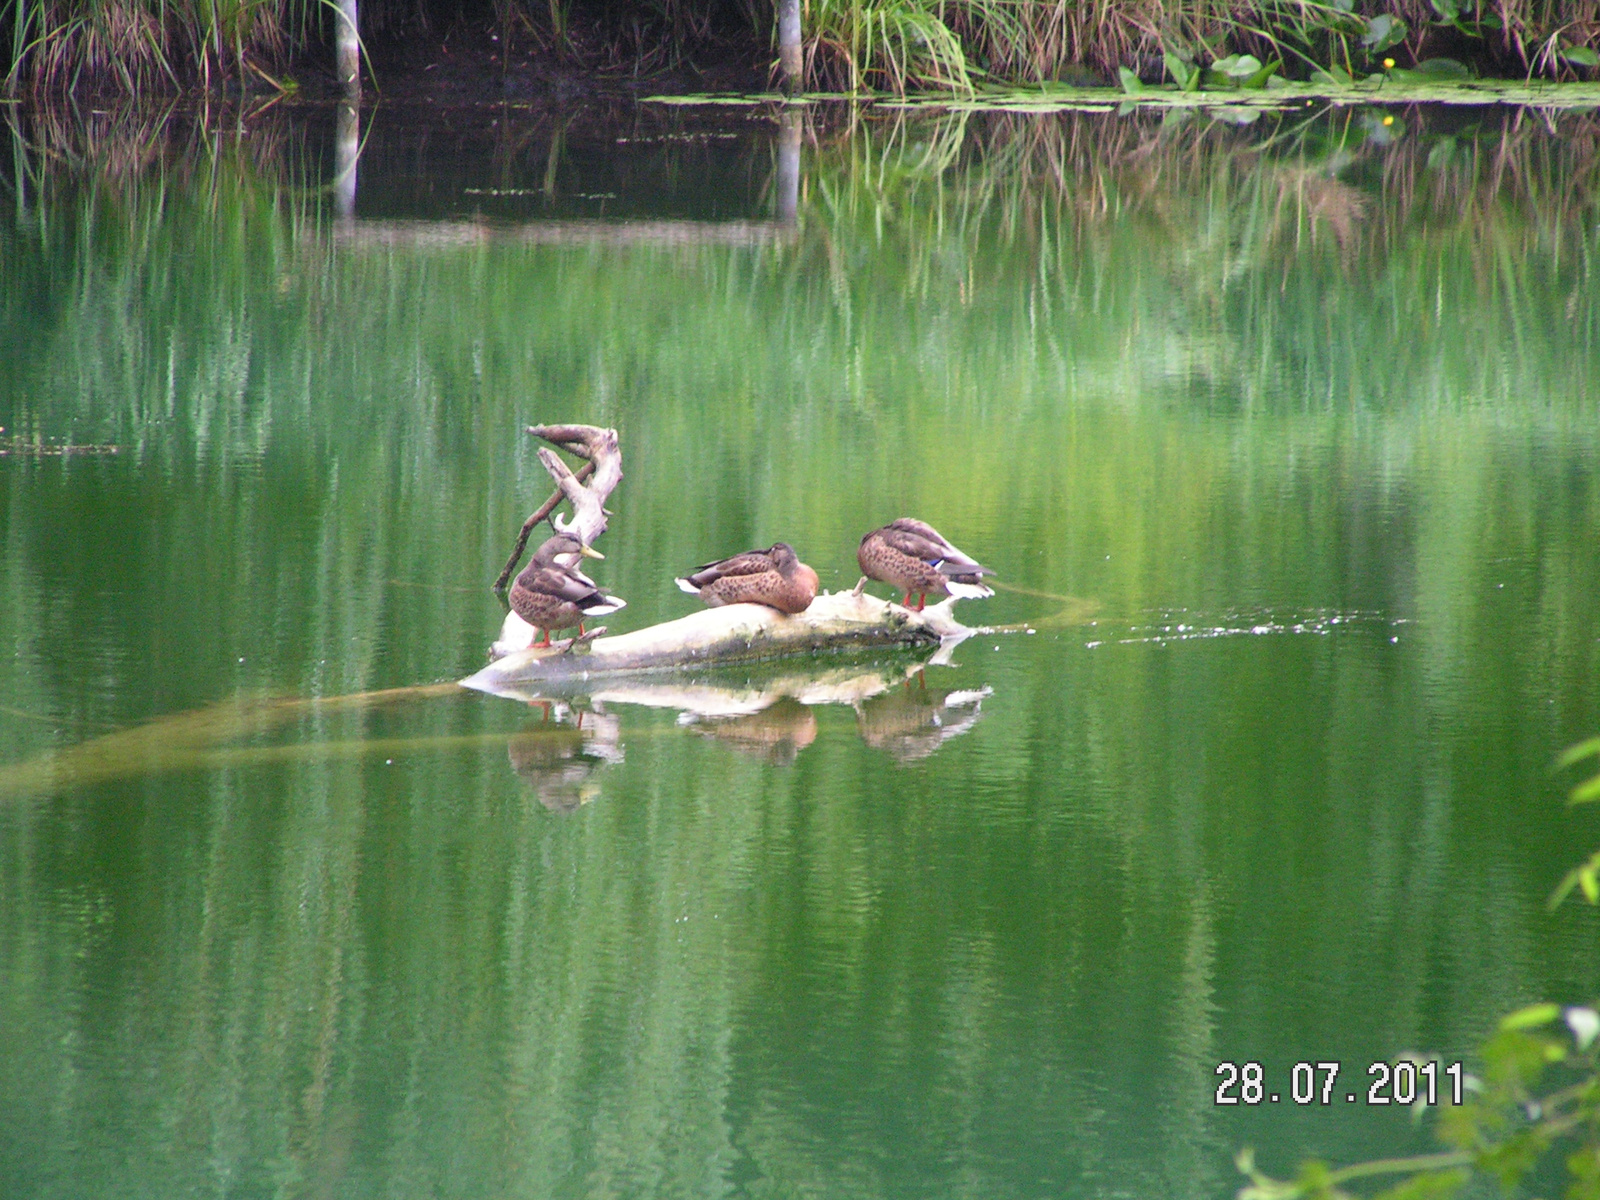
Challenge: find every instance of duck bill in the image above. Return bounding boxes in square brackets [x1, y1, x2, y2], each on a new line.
[579, 545, 605, 559]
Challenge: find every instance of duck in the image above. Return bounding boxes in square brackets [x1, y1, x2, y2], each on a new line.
[509, 533, 627, 647]
[857, 518, 994, 610]
[675, 542, 819, 614]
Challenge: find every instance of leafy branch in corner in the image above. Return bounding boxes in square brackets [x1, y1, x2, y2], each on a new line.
[1235, 740, 1600, 1200]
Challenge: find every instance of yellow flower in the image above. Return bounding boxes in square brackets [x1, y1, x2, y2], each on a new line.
[1382, 114, 1394, 125]
[1383, 57, 1395, 68]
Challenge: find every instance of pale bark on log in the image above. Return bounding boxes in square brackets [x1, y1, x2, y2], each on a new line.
[465, 591, 974, 696]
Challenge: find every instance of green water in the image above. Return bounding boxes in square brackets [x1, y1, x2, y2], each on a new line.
[2, 101, 1598, 1199]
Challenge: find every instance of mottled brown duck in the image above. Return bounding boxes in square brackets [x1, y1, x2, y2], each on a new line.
[674, 542, 819, 614]
[509, 534, 626, 647]
[857, 518, 994, 610]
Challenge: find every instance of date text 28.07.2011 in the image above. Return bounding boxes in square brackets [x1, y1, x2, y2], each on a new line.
[1214, 1060, 1465, 1106]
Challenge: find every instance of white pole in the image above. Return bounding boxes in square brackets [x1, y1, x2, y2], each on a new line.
[777, 0, 801, 91]
[336, 0, 360, 96]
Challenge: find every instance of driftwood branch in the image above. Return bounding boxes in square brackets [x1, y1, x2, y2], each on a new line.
[492, 461, 595, 592]
[465, 591, 973, 692]
[492, 424, 620, 593]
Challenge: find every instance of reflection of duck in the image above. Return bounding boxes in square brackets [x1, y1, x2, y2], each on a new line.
[687, 696, 818, 765]
[855, 681, 992, 763]
[858, 519, 994, 610]
[510, 534, 626, 647]
[675, 542, 819, 614]
[505, 706, 623, 813]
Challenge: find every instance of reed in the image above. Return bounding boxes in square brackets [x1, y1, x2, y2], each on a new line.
[5, 0, 1599, 94]
[3, 0, 320, 93]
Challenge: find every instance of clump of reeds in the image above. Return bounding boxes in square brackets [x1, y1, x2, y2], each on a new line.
[797, 0, 1600, 93]
[4, 0, 315, 93]
[3, 0, 1597, 94]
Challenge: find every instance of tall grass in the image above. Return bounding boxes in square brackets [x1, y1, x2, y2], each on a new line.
[5, 0, 1599, 94]
[3, 0, 319, 92]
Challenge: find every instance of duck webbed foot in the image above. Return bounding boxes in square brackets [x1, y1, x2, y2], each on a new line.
[561, 625, 607, 654]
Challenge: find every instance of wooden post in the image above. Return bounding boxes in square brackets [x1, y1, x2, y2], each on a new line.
[777, 0, 802, 92]
[776, 109, 801, 225]
[336, 0, 361, 96]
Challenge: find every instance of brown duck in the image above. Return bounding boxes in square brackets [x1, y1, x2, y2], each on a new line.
[510, 533, 627, 647]
[675, 542, 819, 614]
[858, 518, 994, 610]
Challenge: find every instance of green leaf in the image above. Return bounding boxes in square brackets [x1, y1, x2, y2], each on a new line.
[1312, 64, 1355, 85]
[1363, 14, 1408, 52]
[1427, 136, 1457, 168]
[1428, 0, 1459, 19]
[1370, 1167, 1471, 1200]
[1242, 58, 1282, 89]
[1500, 1002, 1562, 1031]
[1556, 737, 1600, 768]
[1413, 56, 1470, 77]
[1163, 52, 1197, 89]
[1118, 66, 1143, 94]
[1563, 46, 1600, 68]
[1218, 53, 1264, 77]
[1571, 773, 1600, 804]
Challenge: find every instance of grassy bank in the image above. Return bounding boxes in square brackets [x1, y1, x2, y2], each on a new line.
[4, 0, 1599, 97]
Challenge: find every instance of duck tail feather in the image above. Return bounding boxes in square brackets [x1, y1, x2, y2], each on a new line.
[946, 581, 994, 600]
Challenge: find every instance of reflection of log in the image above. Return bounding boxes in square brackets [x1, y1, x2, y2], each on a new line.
[464, 591, 967, 694]
[333, 219, 797, 250]
[588, 659, 921, 714]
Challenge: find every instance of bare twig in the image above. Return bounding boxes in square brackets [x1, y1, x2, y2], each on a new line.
[492, 459, 596, 592]
[493, 425, 622, 595]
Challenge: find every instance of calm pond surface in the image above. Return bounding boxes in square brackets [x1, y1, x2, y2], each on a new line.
[2, 98, 1599, 1199]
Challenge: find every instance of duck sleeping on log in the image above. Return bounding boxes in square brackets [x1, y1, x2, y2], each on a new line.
[675, 542, 819, 614]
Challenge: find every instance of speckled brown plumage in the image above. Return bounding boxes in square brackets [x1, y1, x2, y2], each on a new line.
[675, 542, 819, 614]
[857, 518, 994, 610]
[510, 534, 626, 646]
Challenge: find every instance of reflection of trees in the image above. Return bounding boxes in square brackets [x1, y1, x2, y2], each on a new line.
[0, 102, 1597, 1200]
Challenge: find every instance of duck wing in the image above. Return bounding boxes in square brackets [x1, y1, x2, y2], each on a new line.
[684, 550, 775, 589]
[883, 519, 991, 577]
[519, 564, 603, 604]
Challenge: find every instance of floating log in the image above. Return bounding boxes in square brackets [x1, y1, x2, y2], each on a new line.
[461, 590, 972, 697]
